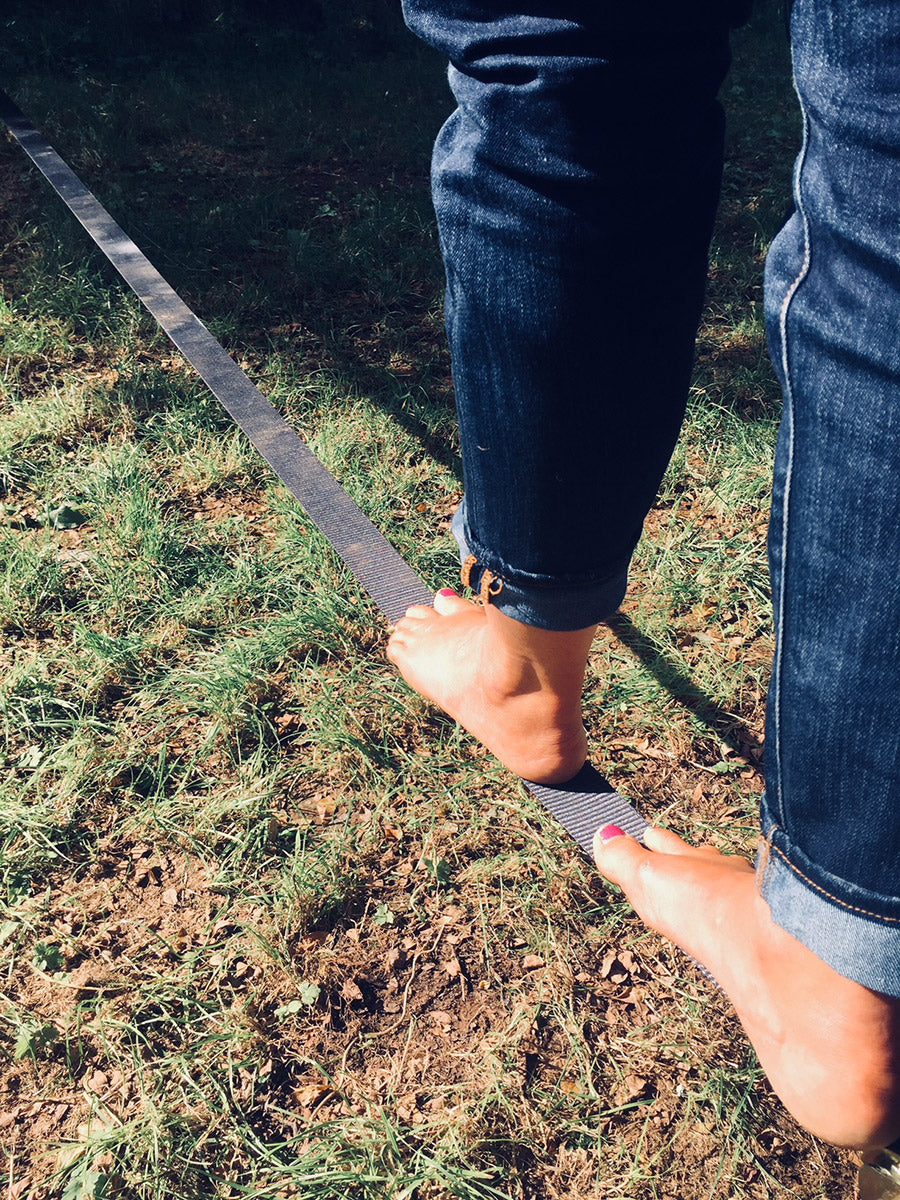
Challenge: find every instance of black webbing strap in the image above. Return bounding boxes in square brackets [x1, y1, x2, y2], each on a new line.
[0, 88, 649, 857]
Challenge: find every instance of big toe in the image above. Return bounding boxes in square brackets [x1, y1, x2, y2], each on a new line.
[434, 588, 473, 616]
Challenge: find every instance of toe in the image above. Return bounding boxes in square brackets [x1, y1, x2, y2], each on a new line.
[400, 604, 434, 621]
[592, 828, 648, 889]
[434, 588, 472, 616]
[643, 826, 718, 858]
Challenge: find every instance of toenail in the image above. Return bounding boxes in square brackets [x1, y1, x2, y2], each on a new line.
[599, 824, 626, 844]
[438, 588, 458, 597]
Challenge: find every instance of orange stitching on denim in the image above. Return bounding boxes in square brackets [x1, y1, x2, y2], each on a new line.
[460, 554, 477, 591]
[459, 555, 504, 605]
[479, 569, 503, 606]
[761, 831, 900, 925]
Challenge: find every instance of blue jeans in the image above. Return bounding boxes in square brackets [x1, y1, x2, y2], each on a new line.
[404, 0, 734, 629]
[404, 0, 900, 996]
[759, 0, 900, 996]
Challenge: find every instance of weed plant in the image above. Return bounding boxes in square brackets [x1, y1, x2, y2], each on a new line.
[0, 1, 859, 1197]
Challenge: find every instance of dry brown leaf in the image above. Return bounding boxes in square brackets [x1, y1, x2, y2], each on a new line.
[76, 1114, 117, 1140]
[314, 800, 336, 825]
[521, 954, 545, 971]
[384, 946, 405, 973]
[599, 951, 619, 979]
[616, 1072, 650, 1103]
[85, 1069, 108, 1094]
[294, 1083, 331, 1108]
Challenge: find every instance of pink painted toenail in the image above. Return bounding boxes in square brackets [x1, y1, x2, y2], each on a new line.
[438, 588, 458, 597]
[599, 824, 625, 843]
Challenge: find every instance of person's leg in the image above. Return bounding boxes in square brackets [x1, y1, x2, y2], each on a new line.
[596, 0, 900, 1149]
[391, 1, 733, 782]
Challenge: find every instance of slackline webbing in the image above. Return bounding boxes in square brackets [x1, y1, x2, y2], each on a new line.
[0, 87, 649, 859]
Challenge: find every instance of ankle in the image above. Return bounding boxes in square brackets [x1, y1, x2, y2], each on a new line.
[482, 606, 596, 698]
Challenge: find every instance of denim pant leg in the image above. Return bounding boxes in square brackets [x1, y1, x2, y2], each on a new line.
[402, 2, 733, 630]
[760, 0, 900, 995]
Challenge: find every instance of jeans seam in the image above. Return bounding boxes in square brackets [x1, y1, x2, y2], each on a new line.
[771, 52, 812, 828]
[762, 829, 900, 925]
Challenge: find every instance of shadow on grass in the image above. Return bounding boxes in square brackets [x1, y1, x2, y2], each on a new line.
[606, 611, 764, 766]
[328, 349, 464, 480]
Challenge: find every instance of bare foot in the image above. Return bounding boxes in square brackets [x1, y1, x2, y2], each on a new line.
[593, 825, 900, 1150]
[386, 589, 595, 785]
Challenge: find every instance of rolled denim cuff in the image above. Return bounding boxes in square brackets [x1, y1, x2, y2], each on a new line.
[756, 825, 900, 998]
[451, 500, 628, 631]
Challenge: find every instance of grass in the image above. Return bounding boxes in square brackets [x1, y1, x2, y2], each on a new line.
[0, 1, 862, 1197]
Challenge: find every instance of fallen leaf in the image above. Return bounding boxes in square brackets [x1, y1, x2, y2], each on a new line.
[616, 1072, 650, 1104]
[600, 948, 634, 983]
[294, 1083, 331, 1108]
[384, 947, 406, 973]
[85, 1069, 108, 1094]
[274, 713, 301, 730]
[445, 926, 471, 945]
[521, 954, 544, 971]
